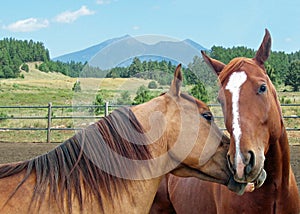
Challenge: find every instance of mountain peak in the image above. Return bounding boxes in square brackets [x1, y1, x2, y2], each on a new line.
[53, 35, 207, 68]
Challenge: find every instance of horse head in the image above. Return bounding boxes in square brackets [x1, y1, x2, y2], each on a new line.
[202, 29, 282, 186]
[136, 64, 247, 194]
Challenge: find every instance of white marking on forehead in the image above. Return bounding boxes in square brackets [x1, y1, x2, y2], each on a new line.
[225, 71, 247, 178]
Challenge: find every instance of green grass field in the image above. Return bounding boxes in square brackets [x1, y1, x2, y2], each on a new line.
[0, 63, 299, 144]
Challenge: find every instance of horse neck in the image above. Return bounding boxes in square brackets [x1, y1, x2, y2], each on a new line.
[265, 124, 291, 188]
[131, 96, 169, 158]
[263, 81, 292, 186]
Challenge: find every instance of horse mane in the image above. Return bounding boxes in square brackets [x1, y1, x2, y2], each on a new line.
[0, 107, 151, 213]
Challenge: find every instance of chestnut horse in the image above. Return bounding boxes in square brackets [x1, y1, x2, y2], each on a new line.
[151, 29, 299, 213]
[0, 65, 246, 214]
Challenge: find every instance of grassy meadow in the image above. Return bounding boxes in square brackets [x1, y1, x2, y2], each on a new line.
[0, 63, 165, 142]
[0, 62, 299, 144]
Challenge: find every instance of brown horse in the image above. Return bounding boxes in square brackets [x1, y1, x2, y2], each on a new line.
[151, 29, 300, 214]
[0, 65, 246, 213]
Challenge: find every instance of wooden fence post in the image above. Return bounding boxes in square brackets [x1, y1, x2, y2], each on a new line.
[105, 102, 109, 117]
[47, 102, 52, 143]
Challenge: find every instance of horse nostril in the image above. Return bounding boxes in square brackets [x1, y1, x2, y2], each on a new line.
[245, 164, 252, 174]
[249, 151, 255, 168]
[227, 154, 235, 174]
[245, 151, 255, 175]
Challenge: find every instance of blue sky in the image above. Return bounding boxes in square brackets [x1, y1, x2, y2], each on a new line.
[0, 0, 299, 58]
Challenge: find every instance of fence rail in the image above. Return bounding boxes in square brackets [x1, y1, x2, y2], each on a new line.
[0, 103, 299, 143]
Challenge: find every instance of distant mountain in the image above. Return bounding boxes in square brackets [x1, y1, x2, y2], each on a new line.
[53, 35, 207, 69]
[52, 35, 131, 63]
[184, 39, 207, 52]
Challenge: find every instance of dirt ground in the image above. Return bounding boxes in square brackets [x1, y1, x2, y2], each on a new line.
[0, 142, 299, 194]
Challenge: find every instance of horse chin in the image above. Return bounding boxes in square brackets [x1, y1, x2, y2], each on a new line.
[231, 168, 267, 194]
[253, 168, 267, 189]
[227, 176, 248, 195]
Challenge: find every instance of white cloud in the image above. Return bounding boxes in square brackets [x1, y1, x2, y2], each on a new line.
[96, 0, 111, 5]
[54, 6, 95, 23]
[285, 37, 292, 43]
[132, 26, 140, 30]
[3, 18, 49, 32]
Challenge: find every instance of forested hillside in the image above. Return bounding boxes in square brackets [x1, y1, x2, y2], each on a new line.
[0, 38, 85, 78]
[0, 38, 49, 78]
[0, 37, 299, 91]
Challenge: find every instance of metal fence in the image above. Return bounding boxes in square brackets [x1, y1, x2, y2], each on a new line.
[0, 103, 299, 143]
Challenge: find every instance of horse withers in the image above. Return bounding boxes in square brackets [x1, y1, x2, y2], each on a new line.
[0, 64, 245, 213]
[151, 29, 300, 214]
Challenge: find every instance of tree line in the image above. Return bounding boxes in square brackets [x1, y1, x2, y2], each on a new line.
[39, 60, 86, 77]
[0, 37, 299, 91]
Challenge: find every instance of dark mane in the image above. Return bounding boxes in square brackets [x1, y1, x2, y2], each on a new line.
[0, 107, 151, 213]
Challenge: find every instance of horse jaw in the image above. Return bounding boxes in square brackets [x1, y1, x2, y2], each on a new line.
[171, 164, 249, 195]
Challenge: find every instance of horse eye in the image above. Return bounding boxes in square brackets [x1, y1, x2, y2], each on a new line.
[258, 84, 267, 94]
[201, 112, 214, 121]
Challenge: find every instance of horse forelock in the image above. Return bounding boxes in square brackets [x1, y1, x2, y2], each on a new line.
[218, 57, 260, 85]
[0, 107, 151, 213]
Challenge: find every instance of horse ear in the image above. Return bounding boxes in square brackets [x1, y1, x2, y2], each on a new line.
[169, 63, 182, 96]
[201, 50, 225, 76]
[254, 29, 271, 66]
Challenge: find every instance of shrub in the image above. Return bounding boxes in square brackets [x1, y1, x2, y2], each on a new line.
[148, 80, 158, 89]
[72, 80, 81, 92]
[0, 112, 8, 121]
[133, 85, 155, 105]
[12, 83, 20, 89]
[21, 63, 29, 72]
[92, 91, 105, 115]
[39, 63, 50, 72]
[117, 91, 131, 105]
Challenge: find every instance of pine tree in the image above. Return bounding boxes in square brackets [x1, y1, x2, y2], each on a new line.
[190, 81, 209, 103]
[128, 57, 142, 77]
[285, 60, 300, 91]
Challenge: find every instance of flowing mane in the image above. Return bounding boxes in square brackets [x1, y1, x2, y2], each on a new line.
[0, 107, 151, 213]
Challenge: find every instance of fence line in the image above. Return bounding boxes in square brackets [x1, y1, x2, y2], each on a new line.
[0, 103, 299, 143]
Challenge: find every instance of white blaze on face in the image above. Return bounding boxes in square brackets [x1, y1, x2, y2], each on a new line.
[225, 71, 247, 178]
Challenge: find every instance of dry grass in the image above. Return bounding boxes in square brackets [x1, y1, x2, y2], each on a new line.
[0, 66, 299, 144]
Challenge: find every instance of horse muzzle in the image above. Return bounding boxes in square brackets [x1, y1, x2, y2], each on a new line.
[227, 168, 267, 195]
[227, 149, 266, 184]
